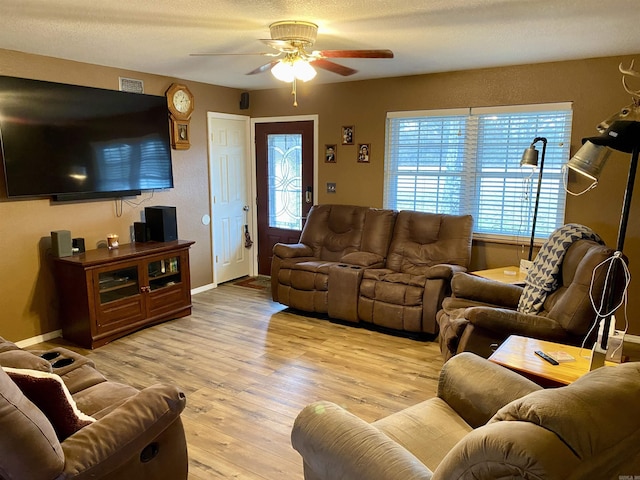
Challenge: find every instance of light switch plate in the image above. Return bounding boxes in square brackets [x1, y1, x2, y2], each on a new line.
[327, 182, 336, 193]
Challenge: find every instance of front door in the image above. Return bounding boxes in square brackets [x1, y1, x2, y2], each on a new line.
[255, 120, 315, 275]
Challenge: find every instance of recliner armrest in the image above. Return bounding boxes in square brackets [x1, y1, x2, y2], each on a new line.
[272, 242, 313, 258]
[437, 352, 541, 428]
[340, 251, 385, 267]
[465, 307, 568, 340]
[450, 272, 522, 308]
[425, 264, 467, 280]
[292, 401, 433, 480]
[60, 384, 186, 477]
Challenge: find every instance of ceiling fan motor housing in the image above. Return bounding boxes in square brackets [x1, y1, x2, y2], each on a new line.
[269, 20, 318, 46]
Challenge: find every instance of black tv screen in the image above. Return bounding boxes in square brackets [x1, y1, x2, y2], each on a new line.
[0, 75, 173, 200]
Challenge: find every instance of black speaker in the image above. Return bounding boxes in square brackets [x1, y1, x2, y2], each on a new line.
[72, 237, 85, 253]
[240, 92, 249, 110]
[134, 222, 149, 242]
[144, 206, 178, 242]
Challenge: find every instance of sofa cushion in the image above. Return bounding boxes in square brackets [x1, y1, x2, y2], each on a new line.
[0, 367, 64, 479]
[491, 362, 640, 459]
[0, 349, 53, 372]
[3, 367, 95, 441]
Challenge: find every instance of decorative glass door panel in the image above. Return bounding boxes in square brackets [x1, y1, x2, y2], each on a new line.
[267, 133, 302, 231]
[148, 256, 181, 291]
[98, 266, 139, 304]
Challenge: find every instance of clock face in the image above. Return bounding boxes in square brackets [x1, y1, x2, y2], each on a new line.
[173, 90, 191, 114]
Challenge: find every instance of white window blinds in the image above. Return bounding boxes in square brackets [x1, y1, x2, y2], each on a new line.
[384, 103, 573, 240]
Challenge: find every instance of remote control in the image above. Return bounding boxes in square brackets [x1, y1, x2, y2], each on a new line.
[535, 350, 559, 365]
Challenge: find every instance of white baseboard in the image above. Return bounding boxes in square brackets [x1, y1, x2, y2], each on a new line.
[192, 283, 216, 295]
[15, 329, 63, 348]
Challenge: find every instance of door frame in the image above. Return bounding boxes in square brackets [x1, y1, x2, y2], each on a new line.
[207, 111, 253, 287]
[250, 114, 319, 275]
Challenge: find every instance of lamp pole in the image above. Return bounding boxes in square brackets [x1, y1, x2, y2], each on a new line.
[528, 137, 547, 261]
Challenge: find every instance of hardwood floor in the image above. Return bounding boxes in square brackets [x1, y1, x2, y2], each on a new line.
[34, 282, 444, 479]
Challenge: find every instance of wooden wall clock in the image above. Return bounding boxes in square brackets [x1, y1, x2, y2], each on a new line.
[165, 83, 194, 150]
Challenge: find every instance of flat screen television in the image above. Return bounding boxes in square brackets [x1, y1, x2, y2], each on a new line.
[0, 75, 173, 201]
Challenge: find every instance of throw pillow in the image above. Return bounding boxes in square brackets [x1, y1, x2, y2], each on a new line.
[2, 367, 95, 441]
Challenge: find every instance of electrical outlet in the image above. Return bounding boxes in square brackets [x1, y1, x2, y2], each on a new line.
[327, 182, 336, 193]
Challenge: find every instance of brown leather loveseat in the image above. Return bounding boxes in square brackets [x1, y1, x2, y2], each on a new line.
[0, 336, 188, 480]
[271, 204, 473, 335]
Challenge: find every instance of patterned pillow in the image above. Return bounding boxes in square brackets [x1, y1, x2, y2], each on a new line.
[2, 367, 95, 441]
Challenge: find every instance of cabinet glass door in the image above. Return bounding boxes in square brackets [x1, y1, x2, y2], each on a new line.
[98, 267, 139, 304]
[148, 256, 181, 291]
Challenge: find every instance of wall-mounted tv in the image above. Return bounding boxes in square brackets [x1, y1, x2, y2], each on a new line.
[0, 75, 173, 201]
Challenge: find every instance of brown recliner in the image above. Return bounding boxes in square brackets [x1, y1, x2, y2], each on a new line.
[436, 239, 623, 361]
[0, 337, 188, 480]
[271, 204, 397, 315]
[357, 211, 473, 334]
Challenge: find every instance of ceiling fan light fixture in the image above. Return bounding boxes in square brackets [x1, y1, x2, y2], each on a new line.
[271, 59, 295, 82]
[293, 60, 316, 82]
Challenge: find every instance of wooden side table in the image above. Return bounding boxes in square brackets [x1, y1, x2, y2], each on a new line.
[471, 266, 527, 285]
[488, 335, 616, 387]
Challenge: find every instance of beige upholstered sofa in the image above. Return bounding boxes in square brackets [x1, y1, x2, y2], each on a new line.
[292, 352, 640, 479]
[0, 336, 188, 480]
[271, 204, 473, 335]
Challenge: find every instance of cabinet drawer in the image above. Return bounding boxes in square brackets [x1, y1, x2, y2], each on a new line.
[97, 296, 145, 332]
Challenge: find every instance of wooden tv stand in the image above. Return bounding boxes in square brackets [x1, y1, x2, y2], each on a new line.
[53, 240, 195, 349]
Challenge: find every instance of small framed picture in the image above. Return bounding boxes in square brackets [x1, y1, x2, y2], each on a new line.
[341, 126, 354, 145]
[325, 144, 337, 163]
[357, 143, 370, 163]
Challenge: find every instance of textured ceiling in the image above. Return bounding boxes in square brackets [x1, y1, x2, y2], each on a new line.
[1, 0, 639, 90]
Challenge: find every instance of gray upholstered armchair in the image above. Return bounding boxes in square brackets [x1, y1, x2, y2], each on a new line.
[436, 238, 622, 361]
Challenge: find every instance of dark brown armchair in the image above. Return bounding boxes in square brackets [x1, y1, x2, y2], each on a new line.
[436, 238, 622, 361]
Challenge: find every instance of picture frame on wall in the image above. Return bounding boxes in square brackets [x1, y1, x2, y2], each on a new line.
[357, 143, 370, 163]
[341, 126, 354, 145]
[325, 144, 337, 163]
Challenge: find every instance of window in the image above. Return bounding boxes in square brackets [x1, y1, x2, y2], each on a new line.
[384, 103, 573, 241]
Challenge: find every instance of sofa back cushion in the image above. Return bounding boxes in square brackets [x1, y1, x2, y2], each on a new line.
[361, 208, 398, 258]
[0, 367, 64, 480]
[299, 205, 368, 261]
[543, 239, 619, 335]
[386, 211, 473, 274]
[491, 361, 640, 465]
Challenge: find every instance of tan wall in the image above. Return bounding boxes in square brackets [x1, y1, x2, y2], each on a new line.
[2, 48, 639, 341]
[0, 49, 245, 342]
[250, 54, 640, 333]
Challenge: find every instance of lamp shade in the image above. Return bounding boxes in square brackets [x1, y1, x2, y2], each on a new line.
[567, 141, 611, 182]
[520, 145, 539, 167]
[271, 60, 295, 82]
[293, 60, 317, 81]
[584, 120, 640, 154]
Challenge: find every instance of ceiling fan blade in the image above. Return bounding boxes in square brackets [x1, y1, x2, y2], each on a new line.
[260, 39, 297, 51]
[310, 59, 358, 76]
[246, 60, 280, 75]
[190, 52, 280, 57]
[313, 49, 394, 59]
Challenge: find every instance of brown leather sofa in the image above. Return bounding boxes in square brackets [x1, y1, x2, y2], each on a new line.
[271, 204, 473, 335]
[436, 239, 621, 361]
[292, 351, 640, 479]
[0, 336, 188, 480]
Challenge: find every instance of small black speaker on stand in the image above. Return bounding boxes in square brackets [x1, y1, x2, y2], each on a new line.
[134, 222, 149, 242]
[240, 92, 250, 110]
[72, 237, 85, 253]
[51, 230, 73, 258]
[144, 206, 178, 242]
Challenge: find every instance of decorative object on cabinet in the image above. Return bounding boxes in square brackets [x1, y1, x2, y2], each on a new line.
[53, 240, 194, 349]
[165, 83, 194, 150]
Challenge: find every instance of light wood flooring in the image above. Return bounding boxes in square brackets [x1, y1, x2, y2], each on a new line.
[34, 281, 444, 479]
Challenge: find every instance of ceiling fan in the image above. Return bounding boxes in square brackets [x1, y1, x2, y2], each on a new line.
[191, 20, 394, 105]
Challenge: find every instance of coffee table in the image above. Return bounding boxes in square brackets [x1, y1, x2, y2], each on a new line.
[488, 335, 615, 386]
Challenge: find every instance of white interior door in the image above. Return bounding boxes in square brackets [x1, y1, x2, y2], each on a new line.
[208, 113, 253, 284]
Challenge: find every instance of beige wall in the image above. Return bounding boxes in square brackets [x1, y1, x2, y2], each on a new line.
[250, 54, 640, 334]
[2, 48, 639, 342]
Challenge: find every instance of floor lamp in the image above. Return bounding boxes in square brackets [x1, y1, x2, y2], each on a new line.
[520, 137, 547, 261]
[566, 120, 640, 368]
